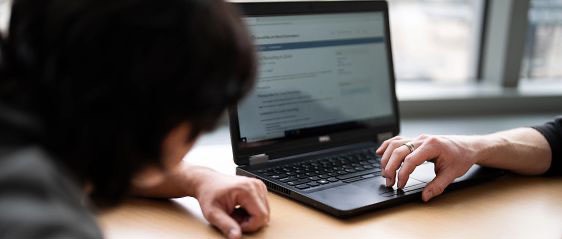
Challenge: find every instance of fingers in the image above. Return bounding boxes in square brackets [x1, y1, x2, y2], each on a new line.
[204, 207, 242, 239]
[378, 134, 466, 202]
[397, 143, 440, 188]
[235, 180, 270, 232]
[379, 135, 432, 188]
[422, 170, 456, 202]
[380, 138, 408, 173]
[382, 139, 426, 187]
[258, 181, 270, 214]
[201, 177, 269, 238]
[376, 136, 402, 155]
[384, 144, 412, 187]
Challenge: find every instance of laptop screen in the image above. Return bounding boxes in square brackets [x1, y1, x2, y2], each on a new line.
[237, 11, 395, 144]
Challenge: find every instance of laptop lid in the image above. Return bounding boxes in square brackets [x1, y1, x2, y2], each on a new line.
[229, 1, 400, 165]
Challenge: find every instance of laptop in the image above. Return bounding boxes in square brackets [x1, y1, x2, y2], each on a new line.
[228, 1, 501, 217]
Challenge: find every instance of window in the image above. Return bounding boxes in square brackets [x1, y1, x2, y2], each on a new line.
[521, 0, 562, 81]
[388, 0, 485, 83]
[0, 0, 11, 36]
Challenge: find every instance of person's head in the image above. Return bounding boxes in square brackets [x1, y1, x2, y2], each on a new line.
[0, 0, 256, 205]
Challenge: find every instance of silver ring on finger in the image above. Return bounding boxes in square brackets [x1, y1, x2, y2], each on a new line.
[402, 142, 415, 154]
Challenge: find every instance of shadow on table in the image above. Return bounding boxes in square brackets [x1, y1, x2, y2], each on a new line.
[341, 175, 560, 224]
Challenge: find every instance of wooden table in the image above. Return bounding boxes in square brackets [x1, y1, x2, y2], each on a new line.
[98, 141, 562, 239]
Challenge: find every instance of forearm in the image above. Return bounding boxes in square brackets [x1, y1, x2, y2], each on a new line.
[131, 162, 214, 199]
[475, 128, 552, 175]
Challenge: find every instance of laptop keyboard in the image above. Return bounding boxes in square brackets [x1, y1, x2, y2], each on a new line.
[254, 148, 382, 191]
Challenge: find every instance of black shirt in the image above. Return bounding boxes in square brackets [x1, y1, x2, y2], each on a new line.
[0, 105, 102, 239]
[533, 116, 562, 176]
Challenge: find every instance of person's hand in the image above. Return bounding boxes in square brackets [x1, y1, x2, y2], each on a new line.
[191, 169, 270, 239]
[376, 134, 483, 202]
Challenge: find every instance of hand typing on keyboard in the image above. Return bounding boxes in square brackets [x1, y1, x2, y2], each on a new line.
[376, 135, 482, 202]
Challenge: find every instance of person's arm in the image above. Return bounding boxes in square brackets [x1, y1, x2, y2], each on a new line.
[477, 128, 551, 174]
[0, 149, 103, 239]
[377, 127, 552, 202]
[131, 162, 211, 199]
[131, 162, 270, 239]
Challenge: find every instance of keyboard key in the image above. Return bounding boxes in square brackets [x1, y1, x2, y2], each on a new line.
[287, 179, 310, 186]
[307, 182, 319, 187]
[279, 177, 294, 182]
[318, 179, 329, 184]
[343, 177, 363, 183]
[296, 184, 310, 190]
[361, 174, 375, 179]
[327, 177, 339, 182]
[337, 170, 378, 180]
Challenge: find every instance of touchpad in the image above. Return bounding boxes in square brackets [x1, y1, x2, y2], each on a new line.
[353, 176, 425, 193]
[410, 162, 436, 183]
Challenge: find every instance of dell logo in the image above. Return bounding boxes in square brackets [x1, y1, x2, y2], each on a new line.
[318, 135, 331, 143]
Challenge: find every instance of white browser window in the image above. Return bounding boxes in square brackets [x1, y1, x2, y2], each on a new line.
[238, 12, 393, 143]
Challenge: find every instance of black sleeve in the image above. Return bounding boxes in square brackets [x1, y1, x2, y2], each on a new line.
[532, 116, 562, 176]
[0, 147, 103, 239]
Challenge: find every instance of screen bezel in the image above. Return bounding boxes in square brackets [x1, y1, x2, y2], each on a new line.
[229, 1, 400, 165]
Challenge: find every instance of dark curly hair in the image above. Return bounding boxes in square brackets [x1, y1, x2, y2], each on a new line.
[0, 0, 255, 205]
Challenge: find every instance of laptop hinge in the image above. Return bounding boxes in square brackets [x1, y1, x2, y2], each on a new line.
[377, 132, 393, 142]
[249, 153, 269, 165]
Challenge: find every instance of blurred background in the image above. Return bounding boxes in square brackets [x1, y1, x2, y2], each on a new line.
[1, 0, 561, 116]
[389, 0, 562, 84]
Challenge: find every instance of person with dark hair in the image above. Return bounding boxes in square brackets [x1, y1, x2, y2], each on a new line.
[377, 118, 561, 202]
[0, 0, 269, 238]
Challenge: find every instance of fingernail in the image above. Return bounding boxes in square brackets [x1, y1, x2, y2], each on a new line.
[424, 190, 433, 202]
[228, 229, 241, 239]
[385, 178, 391, 187]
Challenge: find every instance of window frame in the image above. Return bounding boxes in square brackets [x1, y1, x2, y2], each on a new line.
[398, 0, 562, 118]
